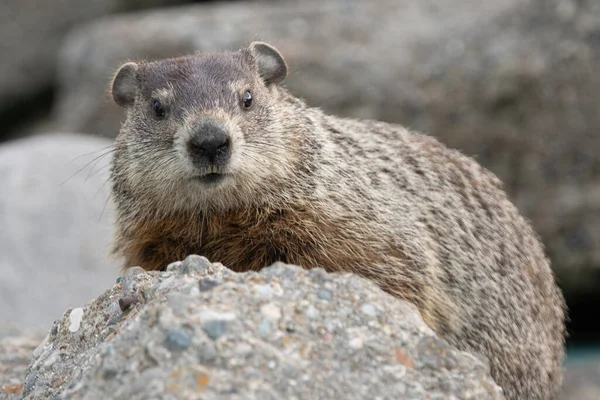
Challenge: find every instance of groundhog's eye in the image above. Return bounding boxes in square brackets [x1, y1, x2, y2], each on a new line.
[152, 100, 165, 118]
[242, 91, 253, 109]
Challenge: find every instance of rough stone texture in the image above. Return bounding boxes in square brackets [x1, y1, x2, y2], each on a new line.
[49, 0, 600, 297]
[17, 259, 503, 399]
[0, 133, 119, 331]
[0, 0, 190, 127]
[0, 326, 45, 399]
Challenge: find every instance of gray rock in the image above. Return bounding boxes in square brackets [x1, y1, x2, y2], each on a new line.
[202, 320, 230, 340]
[18, 260, 503, 399]
[117, 296, 139, 312]
[163, 328, 192, 352]
[0, 326, 45, 399]
[49, 0, 520, 137]
[180, 254, 213, 275]
[50, 0, 600, 296]
[560, 354, 600, 400]
[0, 133, 119, 330]
[316, 289, 332, 301]
[0, 0, 190, 131]
[198, 278, 220, 293]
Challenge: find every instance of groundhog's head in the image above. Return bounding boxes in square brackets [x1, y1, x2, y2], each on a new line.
[111, 42, 314, 213]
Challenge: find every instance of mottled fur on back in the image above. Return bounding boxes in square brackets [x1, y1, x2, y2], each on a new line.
[110, 43, 566, 399]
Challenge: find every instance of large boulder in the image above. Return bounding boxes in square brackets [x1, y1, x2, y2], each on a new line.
[50, 0, 521, 137]
[17, 259, 503, 399]
[0, 133, 119, 331]
[0, 0, 191, 138]
[49, 0, 600, 297]
[561, 355, 600, 400]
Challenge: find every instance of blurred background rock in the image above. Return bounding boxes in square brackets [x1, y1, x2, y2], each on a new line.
[0, 0, 598, 398]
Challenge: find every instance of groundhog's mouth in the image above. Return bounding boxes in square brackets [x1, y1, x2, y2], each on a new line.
[195, 173, 227, 185]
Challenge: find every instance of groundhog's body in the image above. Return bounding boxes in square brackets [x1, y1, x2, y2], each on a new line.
[110, 43, 565, 399]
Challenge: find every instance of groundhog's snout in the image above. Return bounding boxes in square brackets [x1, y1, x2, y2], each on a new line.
[186, 120, 231, 171]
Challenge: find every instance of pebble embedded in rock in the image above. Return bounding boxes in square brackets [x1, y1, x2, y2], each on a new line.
[120, 267, 146, 295]
[101, 367, 118, 381]
[118, 296, 139, 312]
[260, 303, 282, 320]
[317, 289, 333, 301]
[68, 308, 84, 332]
[196, 309, 236, 323]
[254, 284, 275, 297]
[22, 371, 37, 396]
[166, 261, 183, 272]
[197, 341, 218, 365]
[181, 254, 212, 275]
[107, 301, 122, 318]
[360, 303, 378, 317]
[285, 322, 297, 333]
[203, 320, 228, 340]
[107, 314, 124, 326]
[305, 305, 320, 319]
[348, 337, 364, 350]
[43, 351, 59, 368]
[163, 329, 191, 352]
[259, 319, 272, 337]
[198, 278, 219, 292]
[32, 335, 50, 358]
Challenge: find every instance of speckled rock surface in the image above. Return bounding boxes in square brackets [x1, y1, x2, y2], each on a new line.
[19, 258, 503, 399]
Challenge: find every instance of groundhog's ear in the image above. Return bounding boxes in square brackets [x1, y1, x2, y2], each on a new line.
[249, 42, 287, 86]
[111, 62, 139, 107]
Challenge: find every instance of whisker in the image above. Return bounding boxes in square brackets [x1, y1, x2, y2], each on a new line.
[60, 149, 116, 186]
[67, 144, 116, 164]
[86, 162, 112, 180]
[93, 176, 112, 201]
[85, 153, 113, 182]
[99, 191, 113, 222]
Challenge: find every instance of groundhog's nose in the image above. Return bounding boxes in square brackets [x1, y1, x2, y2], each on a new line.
[187, 120, 231, 166]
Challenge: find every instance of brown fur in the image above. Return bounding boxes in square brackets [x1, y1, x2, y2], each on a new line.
[109, 42, 566, 399]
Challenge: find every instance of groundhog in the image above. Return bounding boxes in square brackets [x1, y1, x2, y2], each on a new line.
[109, 42, 565, 399]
